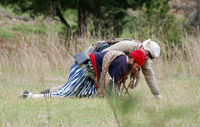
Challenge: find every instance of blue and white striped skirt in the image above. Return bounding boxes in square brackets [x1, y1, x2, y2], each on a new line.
[51, 62, 97, 98]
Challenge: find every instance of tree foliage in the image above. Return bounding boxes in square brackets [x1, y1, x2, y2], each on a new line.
[0, 0, 172, 38]
[0, 0, 130, 37]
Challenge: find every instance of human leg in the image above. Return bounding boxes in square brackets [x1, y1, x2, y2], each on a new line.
[51, 62, 96, 98]
[22, 62, 97, 99]
[39, 85, 63, 94]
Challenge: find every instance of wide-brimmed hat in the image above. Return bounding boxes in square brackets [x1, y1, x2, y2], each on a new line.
[142, 39, 160, 61]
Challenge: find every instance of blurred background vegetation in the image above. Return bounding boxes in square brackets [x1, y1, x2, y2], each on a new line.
[0, 0, 199, 42]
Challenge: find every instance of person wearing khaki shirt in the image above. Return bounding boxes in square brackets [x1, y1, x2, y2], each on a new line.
[102, 39, 162, 99]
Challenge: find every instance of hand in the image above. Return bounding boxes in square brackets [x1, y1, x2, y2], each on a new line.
[155, 94, 162, 99]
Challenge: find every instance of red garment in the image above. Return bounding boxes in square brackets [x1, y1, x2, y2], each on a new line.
[89, 53, 98, 89]
[130, 50, 145, 66]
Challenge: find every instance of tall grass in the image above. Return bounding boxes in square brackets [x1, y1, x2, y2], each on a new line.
[0, 32, 90, 81]
[152, 34, 200, 78]
[1, 29, 200, 81]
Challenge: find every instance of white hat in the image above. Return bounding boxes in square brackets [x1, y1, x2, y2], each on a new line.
[142, 39, 160, 61]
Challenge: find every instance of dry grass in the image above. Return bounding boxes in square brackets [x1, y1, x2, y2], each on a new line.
[151, 34, 200, 78]
[1, 32, 200, 81]
[0, 33, 95, 81]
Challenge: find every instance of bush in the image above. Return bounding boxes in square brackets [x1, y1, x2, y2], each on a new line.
[123, 0, 185, 47]
[0, 28, 15, 40]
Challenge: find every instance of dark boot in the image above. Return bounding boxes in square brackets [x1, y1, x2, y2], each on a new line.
[18, 90, 30, 99]
[39, 88, 50, 94]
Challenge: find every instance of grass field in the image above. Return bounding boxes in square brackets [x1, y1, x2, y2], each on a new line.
[0, 35, 200, 127]
[0, 4, 200, 127]
[0, 72, 199, 127]
[0, 30, 200, 127]
[0, 31, 200, 126]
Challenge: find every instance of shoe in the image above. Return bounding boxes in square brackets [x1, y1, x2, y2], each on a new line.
[19, 90, 33, 99]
